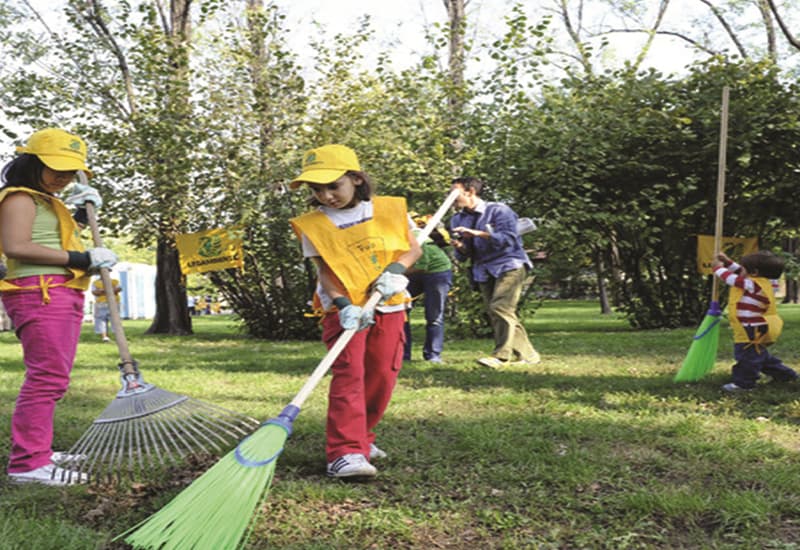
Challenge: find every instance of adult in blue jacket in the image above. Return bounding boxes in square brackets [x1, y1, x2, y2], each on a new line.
[449, 177, 539, 368]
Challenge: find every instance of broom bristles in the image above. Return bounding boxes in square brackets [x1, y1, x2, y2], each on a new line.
[121, 421, 289, 550]
[674, 313, 721, 382]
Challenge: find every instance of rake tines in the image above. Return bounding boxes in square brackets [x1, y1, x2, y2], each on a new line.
[56, 384, 259, 483]
[59, 201, 260, 484]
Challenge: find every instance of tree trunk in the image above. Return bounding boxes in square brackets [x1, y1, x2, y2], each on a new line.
[594, 249, 612, 314]
[147, 238, 192, 335]
[146, 0, 194, 335]
[782, 236, 798, 304]
[443, 0, 466, 113]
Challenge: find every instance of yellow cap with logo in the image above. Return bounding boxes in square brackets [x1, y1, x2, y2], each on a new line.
[290, 144, 360, 189]
[15, 128, 91, 174]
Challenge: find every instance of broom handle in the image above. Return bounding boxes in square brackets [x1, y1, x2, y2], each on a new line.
[85, 202, 137, 373]
[289, 188, 462, 409]
[711, 86, 730, 303]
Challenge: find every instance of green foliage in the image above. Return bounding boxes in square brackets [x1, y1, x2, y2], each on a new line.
[2, 2, 800, 338]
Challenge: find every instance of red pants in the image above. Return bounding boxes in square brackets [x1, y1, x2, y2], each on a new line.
[321, 310, 405, 462]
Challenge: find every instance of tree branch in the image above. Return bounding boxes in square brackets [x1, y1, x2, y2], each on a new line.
[603, 28, 719, 56]
[697, 0, 749, 58]
[630, 0, 671, 72]
[766, 0, 800, 50]
[756, 0, 777, 61]
[84, 0, 138, 116]
[557, 0, 593, 75]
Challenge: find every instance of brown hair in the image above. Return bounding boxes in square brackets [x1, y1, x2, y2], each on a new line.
[739, 251, 785, 279]
[306, 170, 375, 207]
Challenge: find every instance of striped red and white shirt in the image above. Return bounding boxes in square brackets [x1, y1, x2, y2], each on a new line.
[713, 261, 768, 326]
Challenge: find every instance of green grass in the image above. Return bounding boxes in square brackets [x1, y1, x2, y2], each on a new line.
[1, 301, 799, 549]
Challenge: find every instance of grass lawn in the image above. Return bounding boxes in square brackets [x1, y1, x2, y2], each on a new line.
[1, 300, 799, 549]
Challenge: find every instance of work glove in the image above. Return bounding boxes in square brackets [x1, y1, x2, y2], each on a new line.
[87, 247, 118, 272]
[334, 297, 373, 331]
[371, 262, 408, 300]
[64, 183, 103, 209]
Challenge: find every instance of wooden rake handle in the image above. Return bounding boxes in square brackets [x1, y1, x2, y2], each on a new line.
[288, 188, 462, 410]
[711, 86, 730, 303]
[84, 201, 137, 374]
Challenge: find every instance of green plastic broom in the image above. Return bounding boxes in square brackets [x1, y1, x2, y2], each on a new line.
[119, 188, 462, 549]
[674, 86, 730, 383]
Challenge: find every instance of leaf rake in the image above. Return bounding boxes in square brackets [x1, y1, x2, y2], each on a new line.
[54, 193, 259, 484]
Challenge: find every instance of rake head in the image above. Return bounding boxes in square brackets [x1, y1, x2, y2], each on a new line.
[54, 383, 259, 484]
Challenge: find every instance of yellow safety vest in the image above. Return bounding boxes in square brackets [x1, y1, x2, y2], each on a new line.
[728, 276, 783, 345]
[290, 197, 410, 309]
[0, 187, 90, 301]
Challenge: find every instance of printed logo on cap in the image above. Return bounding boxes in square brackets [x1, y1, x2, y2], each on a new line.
[304, 152, 323, 167]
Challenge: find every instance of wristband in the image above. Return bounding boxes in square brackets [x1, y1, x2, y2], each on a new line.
[66, 250, 91, 269]
[333, 297, 352, 310]
[383, 262, 406, 274]
[72, 207, 88, 226]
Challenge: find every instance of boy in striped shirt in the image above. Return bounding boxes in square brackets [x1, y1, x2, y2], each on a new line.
[713, 251, 797, 392]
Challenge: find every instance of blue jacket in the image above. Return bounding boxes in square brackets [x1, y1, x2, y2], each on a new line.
[449, 198, 531, 283]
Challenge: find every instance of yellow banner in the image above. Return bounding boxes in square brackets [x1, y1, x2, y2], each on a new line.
[176, 226, 244, 275]
[696, 235, 758, 274]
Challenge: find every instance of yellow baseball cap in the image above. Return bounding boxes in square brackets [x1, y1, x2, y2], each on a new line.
[289, 144, 360, 189]
[15, 128, 91, 174]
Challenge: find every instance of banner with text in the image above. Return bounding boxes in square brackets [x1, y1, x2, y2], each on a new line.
[176, 226, 244, 275]
[696, 235, 758, 275]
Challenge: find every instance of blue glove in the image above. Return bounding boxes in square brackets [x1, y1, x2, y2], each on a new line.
[87, 247, 118, 272]
[65, 183, 103, 209]
[334, 297, 373, 331]
[372, 262, 408, 300]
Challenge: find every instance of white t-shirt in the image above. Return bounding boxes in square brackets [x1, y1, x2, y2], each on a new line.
[301, 200, 413, 313]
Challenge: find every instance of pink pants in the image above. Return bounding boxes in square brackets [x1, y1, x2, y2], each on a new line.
[2, 276, 84, 473]
[321, 310, 406, 462]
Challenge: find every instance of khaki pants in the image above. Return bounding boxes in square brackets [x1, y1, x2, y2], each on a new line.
[479, 267, 535, 361]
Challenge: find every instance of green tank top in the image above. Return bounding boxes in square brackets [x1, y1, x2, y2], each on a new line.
[5, 195, 70, 279]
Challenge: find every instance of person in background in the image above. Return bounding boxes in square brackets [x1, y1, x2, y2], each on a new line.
[187, 294, 197, 316]
[92, 276, 122, 342]
[449, 176, 539, 369]
[196, 295, 207, 315]
[0, 128, 117, 485]
[403, 214, 453, 363]
[290, 144, 421, 479]
[713, 251, 797, 392]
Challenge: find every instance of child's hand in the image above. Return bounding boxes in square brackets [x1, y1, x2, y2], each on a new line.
[712, 259, 723, 269]
[716, 252, 731, 263]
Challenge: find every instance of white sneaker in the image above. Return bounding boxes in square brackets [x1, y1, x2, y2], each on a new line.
[369, 443, 387, 460]
[8, 463, 88, 486]
[327, 453, 377, 478]
[51, 451, 87, 463]
[721, 383, 753, 393]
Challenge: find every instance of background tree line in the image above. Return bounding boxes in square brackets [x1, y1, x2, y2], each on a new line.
[0, 0, 798, 338]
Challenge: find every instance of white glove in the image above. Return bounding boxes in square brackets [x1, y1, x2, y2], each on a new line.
[373, 271, 409, 300]
[65, 183, 103, 209]
[87, 247, 118, 272]
[338, 304, 373, 331]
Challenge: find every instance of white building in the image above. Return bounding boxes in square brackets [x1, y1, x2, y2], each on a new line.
[84, 262, 157, 320]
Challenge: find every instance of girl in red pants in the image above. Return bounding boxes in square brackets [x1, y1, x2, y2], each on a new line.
[290, 144, 421, 478]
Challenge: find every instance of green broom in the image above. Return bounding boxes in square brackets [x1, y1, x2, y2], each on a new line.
[674, 86, 729, 383]
[120, 189, 462, 549]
